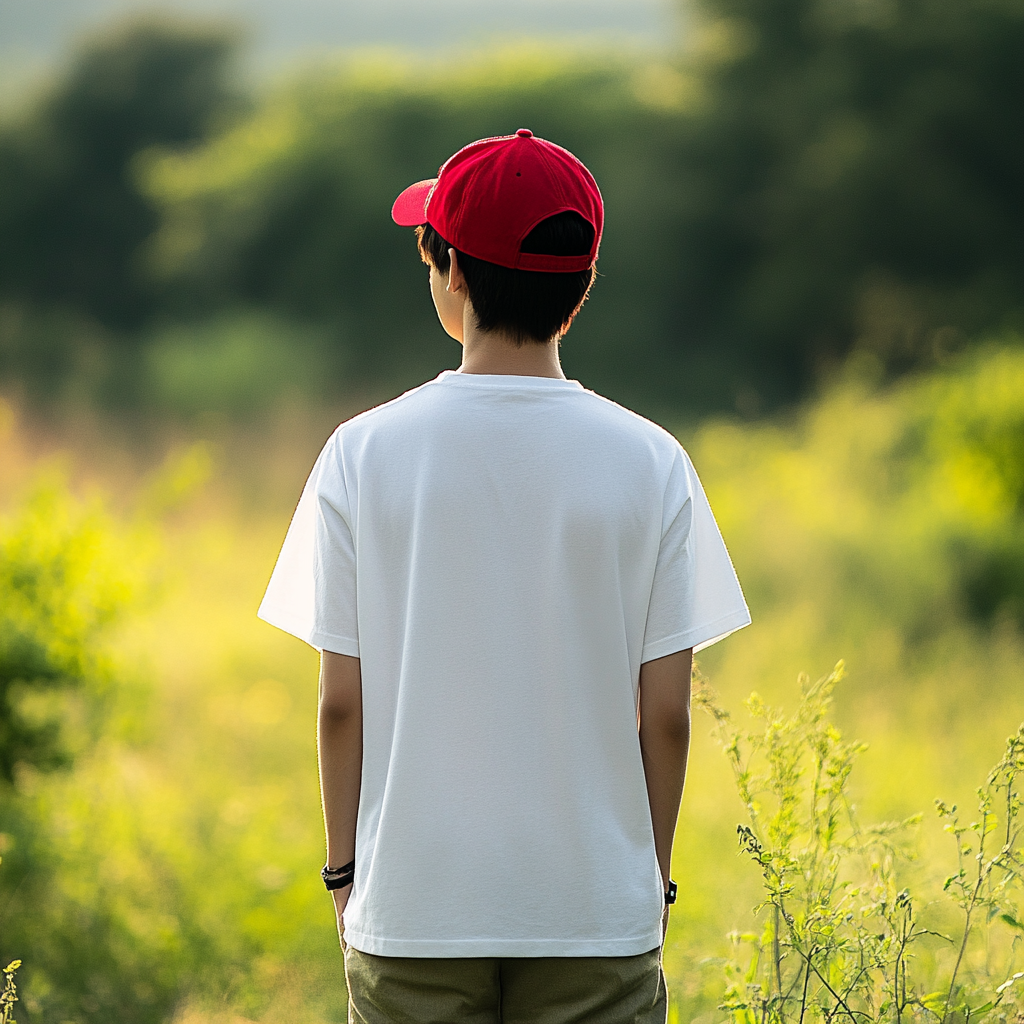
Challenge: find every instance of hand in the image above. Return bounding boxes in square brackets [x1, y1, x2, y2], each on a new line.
[331, 883, 352, 946]
[662, 904, 670, 946]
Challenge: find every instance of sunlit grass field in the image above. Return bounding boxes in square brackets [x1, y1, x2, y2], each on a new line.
[1, 341, 1022, 1022]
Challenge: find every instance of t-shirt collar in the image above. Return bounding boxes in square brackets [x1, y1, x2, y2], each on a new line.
[434, 369, 584, 390]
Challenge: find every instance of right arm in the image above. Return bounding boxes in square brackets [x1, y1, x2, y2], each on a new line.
[638, 648, 693, 931]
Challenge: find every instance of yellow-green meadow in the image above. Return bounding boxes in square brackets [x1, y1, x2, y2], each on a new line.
[2, 342, 1020, 1022]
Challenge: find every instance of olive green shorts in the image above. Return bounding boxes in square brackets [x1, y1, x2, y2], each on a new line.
[343, 943, 668, 1024]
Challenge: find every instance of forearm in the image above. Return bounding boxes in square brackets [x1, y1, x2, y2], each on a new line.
[641, 711, 690, 886]
[638, 649, 693, 887]
[317, 653, 363, 868]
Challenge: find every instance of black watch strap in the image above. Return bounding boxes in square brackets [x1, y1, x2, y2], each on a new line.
[322, 858, 355, 891]
[665, 880, 677, 905]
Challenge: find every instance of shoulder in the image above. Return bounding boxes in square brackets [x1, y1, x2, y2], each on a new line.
[575, 388, 687, 464]
[571, 391, 705, 515]
[302, 381, 436, 499]
[320, 376, 447, 459]
[338, 376, 445, 437]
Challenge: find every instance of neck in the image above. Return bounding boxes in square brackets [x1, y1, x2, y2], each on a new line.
[458, 314, 565, 378]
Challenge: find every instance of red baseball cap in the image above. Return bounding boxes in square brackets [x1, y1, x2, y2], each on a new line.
[391, 129, 603, 273]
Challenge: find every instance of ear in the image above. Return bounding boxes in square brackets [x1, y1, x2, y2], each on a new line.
[447, 248, 467, 294]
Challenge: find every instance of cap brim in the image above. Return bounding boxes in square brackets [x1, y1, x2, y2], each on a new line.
[391, 178, 437, 226]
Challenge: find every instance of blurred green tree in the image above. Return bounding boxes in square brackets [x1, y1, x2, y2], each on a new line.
[0, 18, 240, 335]
[142, 0, 1023, 417]
[676, 0, 1024, 396]
[140, 54, 694, 411]
[0, 474, 172, 1024]
[0, 478, 134, 782]
[1, 2, 1021, 417]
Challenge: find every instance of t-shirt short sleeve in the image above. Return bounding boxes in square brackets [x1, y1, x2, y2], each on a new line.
[258, 435, 359, 656]
[641, 446, 750, 662]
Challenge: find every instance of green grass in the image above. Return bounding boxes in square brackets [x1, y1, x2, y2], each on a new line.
[0, 341, 1021, 1022]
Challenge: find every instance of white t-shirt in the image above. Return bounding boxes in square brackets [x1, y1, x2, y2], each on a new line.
[259, 370, 750, 957]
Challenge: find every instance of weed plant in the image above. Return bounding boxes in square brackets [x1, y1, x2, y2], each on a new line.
[0, 855, 18, 1024]
[0, 958, 19, 1024]
[696, 663, 1024, 1023]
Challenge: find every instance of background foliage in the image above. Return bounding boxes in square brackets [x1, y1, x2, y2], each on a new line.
[0, 0, 1020, 418]
[0, 0, 1022, 1019]
[2, 341, 1022, 1021]
[698, 665, 1023, 1023]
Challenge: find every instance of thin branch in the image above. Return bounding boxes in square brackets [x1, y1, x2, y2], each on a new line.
[791, 940, 869, 1022]
[773, 904, 784, 998]
[943, 807, 990, 1021]
[798, 956, 811, 1024]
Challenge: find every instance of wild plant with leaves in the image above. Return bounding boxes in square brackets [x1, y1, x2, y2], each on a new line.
[0, 957, 19, 1024]
[695, 663, 1023, 1023]
[933, 728, 1024, 1022]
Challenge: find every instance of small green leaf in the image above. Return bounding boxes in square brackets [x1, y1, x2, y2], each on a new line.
[1000, 913, 1023, 931]
[995, 971, 1024, 994]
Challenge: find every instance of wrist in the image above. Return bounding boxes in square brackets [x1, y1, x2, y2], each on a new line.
[322, 858, 355, 891]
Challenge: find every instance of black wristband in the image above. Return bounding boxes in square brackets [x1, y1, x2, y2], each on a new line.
[665, 880, 677, 906]
[322, 859, 355, 891]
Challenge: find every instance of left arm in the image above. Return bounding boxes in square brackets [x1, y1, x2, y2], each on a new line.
[317, 650, 363, 939]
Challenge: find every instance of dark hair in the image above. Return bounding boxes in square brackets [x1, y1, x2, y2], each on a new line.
[415, 212, 596, 345]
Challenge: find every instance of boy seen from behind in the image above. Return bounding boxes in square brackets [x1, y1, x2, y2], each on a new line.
[259, 129, 750, 1024]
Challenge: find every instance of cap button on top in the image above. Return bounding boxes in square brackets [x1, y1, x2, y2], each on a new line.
[515, 128, 533, 138]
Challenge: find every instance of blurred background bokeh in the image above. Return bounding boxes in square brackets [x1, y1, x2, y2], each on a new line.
[0, 0, 1021, 1020]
